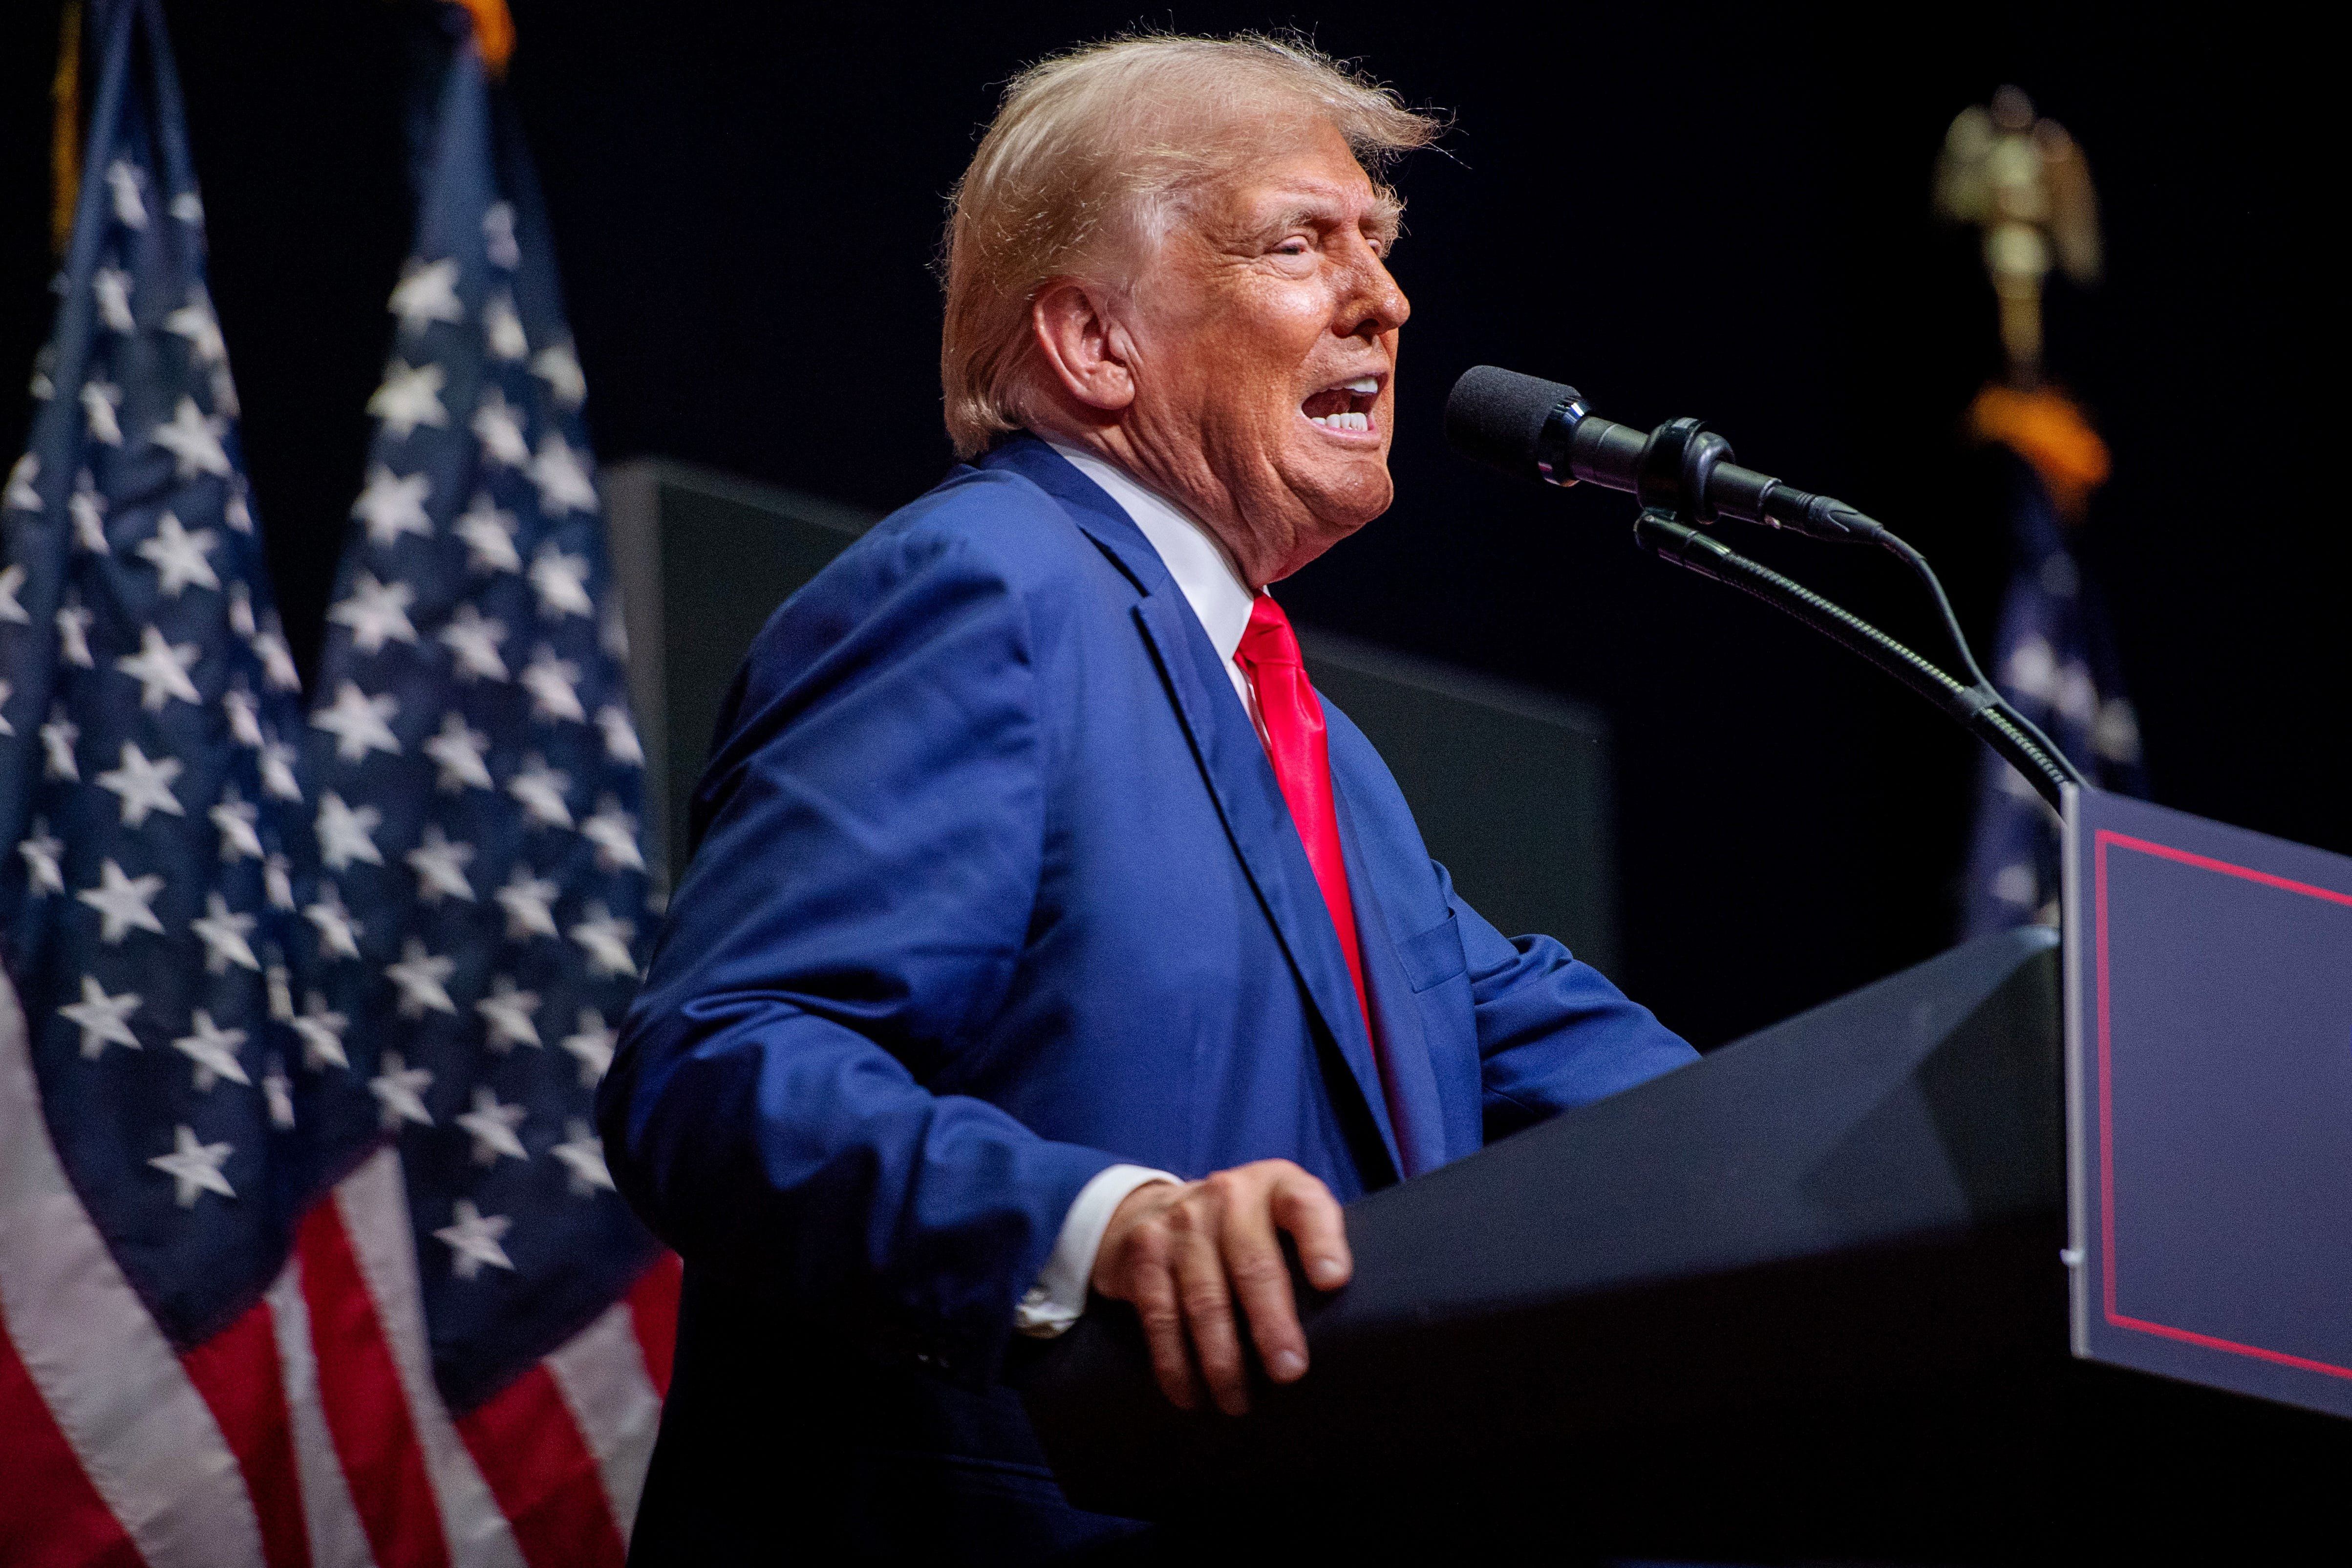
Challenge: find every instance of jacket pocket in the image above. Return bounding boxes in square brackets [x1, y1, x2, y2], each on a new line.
[1397, 910, 1468, 994]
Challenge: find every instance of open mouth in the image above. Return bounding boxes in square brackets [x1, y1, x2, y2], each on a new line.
[1300, 375, 1383, 435]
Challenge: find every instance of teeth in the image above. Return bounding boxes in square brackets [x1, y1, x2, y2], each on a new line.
[1343, 377, 1380, 394]
[1308, 411, 1372, 432]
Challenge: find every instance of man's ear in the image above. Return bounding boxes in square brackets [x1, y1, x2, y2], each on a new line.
[1030, 279, 1136, 413]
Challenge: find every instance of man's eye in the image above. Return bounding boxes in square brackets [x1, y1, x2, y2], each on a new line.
[1275, 239, 1311, 256]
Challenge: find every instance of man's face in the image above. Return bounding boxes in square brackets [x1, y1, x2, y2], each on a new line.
[1116, 121, 1410, 585]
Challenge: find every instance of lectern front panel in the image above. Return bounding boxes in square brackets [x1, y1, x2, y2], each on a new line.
[2063, 785, 2352, 1419]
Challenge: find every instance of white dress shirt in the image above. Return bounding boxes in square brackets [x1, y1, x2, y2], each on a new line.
[1012, 441, 1267, 1338]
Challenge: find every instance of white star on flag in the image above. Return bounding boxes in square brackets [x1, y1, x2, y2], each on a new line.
[367, 360, 450, 439]
[114, 624, 203, 711]
[595, 705, 643, 766]
[0, 563, 26, 623]
[92, 267, 135, 332]
[292, 992, 351, 1071]
[150, 1126, 235, 1208]
[135, 512, 221, 597]
[508, 755, 573, 828]
[150, 396, 231, 479]
[386, 939, 458, 1016]
[483, 201, 519, 268]
[531, 342, 586, 407]
[369, 1051, 434, 1129]
[265, 852, 295, 911]
[19, 819, 65, 896]
[453, 492, 520, 573]
[435, 1200, 515, 1281]
[483, 292, 528, 361]
[553, 1121, 616, 1196]
[560, 1009, 614, 1086]
[470, 385, 530, 468]
[81, 379, 124, 446]
[528, 432, 597, 516]
[68, 479, 108, 553]
[55, 599, 94, 666]
[263, 1061, 295, 1130]
[78, 858, 166, 944]
[40, 709, 78, 780]
[581, 798, 645, 873]
[312, 680, 402, 762]
[303, 882, 363, 961]
[328, 571, 420, 654]
[477, 975, 543, 1052]
[407, 824, 477, 903]
[191, 893, 261, 974]
[252, 619, 301, 692]
[520, 646, 584, 723]
[496, 866, 561, 942]
[569, 902, 638, 978]
[96, 741, 185, 826]
[425, 710, 494, 791]
[457, 1087, 530, 1165]
[60, 975, 141, 1058]
[439, 603, 510, 681]
[209, 788, 262, 860]
[106, 159, 147, 228]
[351, 465, 434, 548]
[316, 792, 385, 871]
[164, 291, 226, 364]
[259, 738, 302, 802]
[223, 684, 263, 747]
[528, 543, 593, 620]
[389, 257, 464, 333]
[171, 1010, 251, 1091]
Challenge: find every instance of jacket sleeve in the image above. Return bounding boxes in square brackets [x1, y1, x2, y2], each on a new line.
[1448, 865, 1699, 1140]
[597, 520, 1118, 1380]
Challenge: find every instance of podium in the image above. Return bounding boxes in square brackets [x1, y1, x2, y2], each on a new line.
[1019, 791, 2352, 1558]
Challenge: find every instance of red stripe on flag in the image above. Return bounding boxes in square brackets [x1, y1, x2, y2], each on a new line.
[181, 1297, 314, 1568]
[625, 1254, 680, 1398]
[0, 1297, 143, 1568]
[299, 1199, 451, 1568]
[456, 1363, 626, 1568]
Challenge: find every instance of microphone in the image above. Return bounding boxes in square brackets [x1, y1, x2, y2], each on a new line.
[1443, 365, 1883, 544]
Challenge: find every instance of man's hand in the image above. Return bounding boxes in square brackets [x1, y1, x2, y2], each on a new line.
[1089, 1159, 1351, 1416]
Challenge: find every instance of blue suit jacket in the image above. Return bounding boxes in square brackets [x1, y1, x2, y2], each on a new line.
[600, 438, 1695, 1562]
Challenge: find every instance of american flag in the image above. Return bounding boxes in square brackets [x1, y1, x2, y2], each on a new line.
[1963, 444, 2150, 933]
[0, 4, 675, 1564]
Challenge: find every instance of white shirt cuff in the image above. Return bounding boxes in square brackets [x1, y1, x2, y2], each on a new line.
[1014, 1164, 1180, 1339]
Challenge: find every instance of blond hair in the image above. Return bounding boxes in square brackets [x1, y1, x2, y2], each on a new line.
[938, 34, 1441, 459]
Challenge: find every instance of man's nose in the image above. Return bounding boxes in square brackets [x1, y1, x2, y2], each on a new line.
[1339, 249, 1410, 339]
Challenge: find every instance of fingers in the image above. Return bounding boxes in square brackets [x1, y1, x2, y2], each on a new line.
[1128, 1238, 1204, 1412]
[1170, 1185, 1251, 1415]
[1101, 1183, 1204, 1412]
[1095, 1161, 1348, 1418]
[1220, 1178, 1309, 1391]
[1269, 1166, 1352, 1293]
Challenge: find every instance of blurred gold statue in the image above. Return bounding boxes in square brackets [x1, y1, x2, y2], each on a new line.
[1935, 85, 2101, 387]
[1938, 86, 2108, 519]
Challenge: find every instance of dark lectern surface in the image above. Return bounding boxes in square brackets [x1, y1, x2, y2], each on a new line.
[1020, 928, 2351, 1558]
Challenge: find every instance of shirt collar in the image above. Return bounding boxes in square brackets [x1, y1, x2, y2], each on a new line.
[1043, 439, 1256, 664]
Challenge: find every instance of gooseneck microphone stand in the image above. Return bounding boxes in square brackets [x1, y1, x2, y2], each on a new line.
[1440, 367, 2086, 810]
[1629, 509, 2080, 808]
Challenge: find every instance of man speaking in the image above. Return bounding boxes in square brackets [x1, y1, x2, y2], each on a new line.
[601, 33, 1695, 1563]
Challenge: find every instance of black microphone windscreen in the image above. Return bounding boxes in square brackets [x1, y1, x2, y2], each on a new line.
[1444, 366, 1577, 478]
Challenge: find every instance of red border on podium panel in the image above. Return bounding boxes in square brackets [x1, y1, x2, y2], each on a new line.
[2093, 828, 2352, 1383]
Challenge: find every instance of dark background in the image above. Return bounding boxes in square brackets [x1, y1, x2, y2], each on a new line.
[2, 1, 2334, 1051]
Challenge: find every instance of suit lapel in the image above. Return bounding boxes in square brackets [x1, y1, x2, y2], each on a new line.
[981, 439, 1405, 1179]
[1330, 778, 1449, 1177]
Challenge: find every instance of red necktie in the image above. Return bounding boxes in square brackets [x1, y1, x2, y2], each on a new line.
[1234, 594, 1371, 1035]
